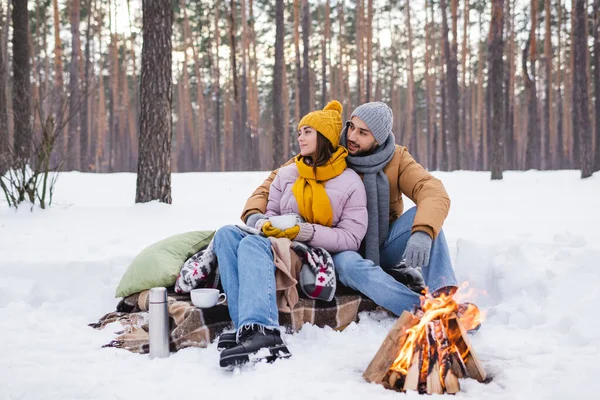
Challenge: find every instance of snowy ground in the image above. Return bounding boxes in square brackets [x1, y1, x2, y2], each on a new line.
[1, 170, 599, 399]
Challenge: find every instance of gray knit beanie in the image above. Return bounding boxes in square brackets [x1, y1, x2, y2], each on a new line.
[350, 102, 393, 145]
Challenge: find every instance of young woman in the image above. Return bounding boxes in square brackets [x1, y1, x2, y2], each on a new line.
[212, 100, 368, 368]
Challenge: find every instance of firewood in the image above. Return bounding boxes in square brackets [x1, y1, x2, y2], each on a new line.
[449, 349, 466, 378]
[403, 349, 421, 392]
[426, 360, 444, 394]
[447, 315, 487, 382]
[444, 368, 461, 394]
[388, 371, 400, 388]
[363, 311, 419, 384]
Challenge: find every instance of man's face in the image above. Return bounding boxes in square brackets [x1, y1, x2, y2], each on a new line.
[346, 116, 378, 156]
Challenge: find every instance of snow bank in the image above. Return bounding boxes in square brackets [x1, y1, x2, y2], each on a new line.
[1, 170, 599, 399]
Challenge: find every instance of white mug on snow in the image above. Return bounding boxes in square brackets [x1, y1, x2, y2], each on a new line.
[190, 288, 227, 308]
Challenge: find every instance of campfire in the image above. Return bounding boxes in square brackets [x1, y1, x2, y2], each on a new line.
[363, 290, 487, 394]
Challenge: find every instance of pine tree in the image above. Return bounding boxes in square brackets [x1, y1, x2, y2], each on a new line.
[136, 0, 173, 203]
[273, 0, 285, 169]
[300, 0, 311, 117]
[0, 2, 8, 171]
[490, 0, 505, 180]
[524, 0, 541, 170]
[572, 0, 593, 177]
[594, 0, 600, 172]
[12, 0, 32, 163]
[67, 0, 81, 170]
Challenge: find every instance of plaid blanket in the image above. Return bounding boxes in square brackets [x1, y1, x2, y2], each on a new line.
[89, 286, 386, 354]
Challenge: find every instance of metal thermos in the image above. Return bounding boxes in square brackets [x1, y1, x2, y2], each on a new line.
[149, 287, 170, 359]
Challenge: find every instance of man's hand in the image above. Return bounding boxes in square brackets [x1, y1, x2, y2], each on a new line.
[246, 213, 267, 230]
[403, 231, 432, 269]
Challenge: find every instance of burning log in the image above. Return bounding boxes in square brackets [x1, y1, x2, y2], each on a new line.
[363, 293, 487, 394]
[363, 311, 419, 386]
[402, 350, 421, 392]
[447, 315, 487, 383]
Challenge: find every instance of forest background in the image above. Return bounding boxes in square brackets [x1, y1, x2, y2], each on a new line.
[1, 0, 599, 180]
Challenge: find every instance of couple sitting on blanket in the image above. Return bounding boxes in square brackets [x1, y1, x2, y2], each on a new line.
[214, 100, 461, 369]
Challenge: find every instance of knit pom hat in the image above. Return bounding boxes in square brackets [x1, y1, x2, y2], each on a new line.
[350, 102, 393, 145]
[298, 100, 343, 147]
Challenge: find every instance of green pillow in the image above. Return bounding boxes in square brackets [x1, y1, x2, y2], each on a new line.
[115, 230, 215, 298]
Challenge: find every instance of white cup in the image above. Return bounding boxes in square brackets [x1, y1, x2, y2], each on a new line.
[269, 214, 298, 230]
[190, 288, 227, 308]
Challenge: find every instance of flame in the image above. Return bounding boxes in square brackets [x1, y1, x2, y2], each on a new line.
[453, 281, 488, 306]
[389, 291, 457, 374]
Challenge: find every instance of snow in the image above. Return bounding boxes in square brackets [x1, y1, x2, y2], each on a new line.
[1, 170, 600, 399]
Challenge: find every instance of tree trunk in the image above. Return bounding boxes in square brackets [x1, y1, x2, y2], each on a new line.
[572, 0, 593, 177]
[476, 39, 485, 170]
[321, 0, 330, 108]
[440, 0, 459, 170]
[67, 0, 81, 170]
[504, 0, 515, 170]
[556, 0, 565, 168]
[300, 0, 311, 117]
[93, 10, 106, 170]
[81, 0, 94, 170]
[356, 0, 363, 105]
[228, 0, 241, 170]
[249, 0, 261, 166]
[273, 0, 285, 169]
[366, 0, 373, 102]
[524, 0, 541, 170]
[424, 0, 434, 170]
[181, 0, 206, 171]
[406, 0, 417, 154]
[490, 0, 505, 180]
[12, 0, 32, 162]
[108, 31, 119, 172]
[239, 0, 249, 169]
[594, 0, 600, 171]
[440, 25, 448, 172]
[120, 43, 135, 172]
[136, 0, 173, 203]
[294, 0, 301, 125]
[461, 0, 470, 169]
[0, 2, 8, 168]
[544, 0, 554, 169]
[51, 0, 65, 161]
[337, 0, 348, 121]
[212, 0, 221, 171]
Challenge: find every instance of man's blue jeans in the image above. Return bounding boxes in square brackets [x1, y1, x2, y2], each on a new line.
[332, 207, 458, 316]
[212, 225, 280, 332]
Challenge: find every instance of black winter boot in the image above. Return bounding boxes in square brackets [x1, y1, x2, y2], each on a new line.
[219, 326, 291, 368]
[216, 331, 237, 351]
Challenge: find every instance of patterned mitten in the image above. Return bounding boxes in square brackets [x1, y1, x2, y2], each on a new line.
[175, 239, 217, 293]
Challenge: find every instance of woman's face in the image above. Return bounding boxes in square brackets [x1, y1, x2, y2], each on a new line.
[297, 125, 318, 158]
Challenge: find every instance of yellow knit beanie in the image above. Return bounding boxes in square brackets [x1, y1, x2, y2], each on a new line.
[297, 100, 343, 148]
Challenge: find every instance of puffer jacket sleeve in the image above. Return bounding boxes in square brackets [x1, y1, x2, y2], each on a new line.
[307, 177, 368, 253]
[241, 157, 296, 223]
[397, 147, 450, 239]
[264, 170, 284, 217]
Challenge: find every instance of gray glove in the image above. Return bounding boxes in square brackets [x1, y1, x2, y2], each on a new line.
[245, 213, 267, 230]
[403, 231, 432, 269]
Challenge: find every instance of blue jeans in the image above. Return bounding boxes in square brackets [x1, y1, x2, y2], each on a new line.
[212, 225, 280, 332]
[332, 207, 458, 316]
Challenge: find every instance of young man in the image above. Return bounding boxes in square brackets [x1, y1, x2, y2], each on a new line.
[241, 102, 458, 316]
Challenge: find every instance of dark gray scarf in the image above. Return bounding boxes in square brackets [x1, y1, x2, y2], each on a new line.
[341, 126, 396, 265]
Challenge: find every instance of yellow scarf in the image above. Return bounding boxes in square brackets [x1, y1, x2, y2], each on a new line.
[292, 146, 348, 227]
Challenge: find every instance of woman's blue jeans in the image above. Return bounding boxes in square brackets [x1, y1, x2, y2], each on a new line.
[212, 225, 280, 331]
